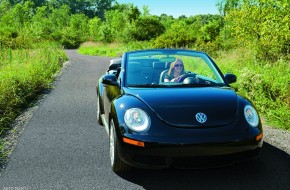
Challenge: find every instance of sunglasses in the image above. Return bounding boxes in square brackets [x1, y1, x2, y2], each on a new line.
[174, 64, 183, 67]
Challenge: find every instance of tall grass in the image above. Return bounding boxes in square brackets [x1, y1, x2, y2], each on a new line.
[0, 43, 67, 137]
[0, 43, 67, 165]
[78, 41, 152, 57]
[215, 48, 289, 130]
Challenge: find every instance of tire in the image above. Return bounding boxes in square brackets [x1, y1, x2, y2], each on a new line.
[97, 97, 103, 125]
[109, 119, 130, 173]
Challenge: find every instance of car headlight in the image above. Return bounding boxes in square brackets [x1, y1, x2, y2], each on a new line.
[124, 108, 150, 132]
[244, 105, 259, 127]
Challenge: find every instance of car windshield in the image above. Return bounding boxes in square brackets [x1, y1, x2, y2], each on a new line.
[124, 49, 226, 87]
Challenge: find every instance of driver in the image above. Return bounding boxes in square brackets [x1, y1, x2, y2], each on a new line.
[164, 59, 185, 82]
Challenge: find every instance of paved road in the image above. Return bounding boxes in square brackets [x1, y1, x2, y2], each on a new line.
[0, 50, 289, 190]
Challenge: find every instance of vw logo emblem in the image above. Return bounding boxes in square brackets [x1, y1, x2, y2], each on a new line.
[196, 113, 207, 123]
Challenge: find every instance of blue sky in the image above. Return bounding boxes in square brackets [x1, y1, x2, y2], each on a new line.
[115, 0, 220, 17]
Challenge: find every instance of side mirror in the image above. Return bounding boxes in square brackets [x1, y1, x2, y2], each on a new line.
[102, 74, 119, 86]
[224, 73, 237, 84]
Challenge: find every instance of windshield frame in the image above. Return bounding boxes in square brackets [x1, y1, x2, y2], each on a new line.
[122, 49, 227, 88]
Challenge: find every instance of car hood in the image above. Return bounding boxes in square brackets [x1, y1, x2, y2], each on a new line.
[124, 87, 238, 127]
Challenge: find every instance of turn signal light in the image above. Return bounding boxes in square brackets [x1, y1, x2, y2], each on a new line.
[123, 137, 145, 147]
[256, 133, 263, 141]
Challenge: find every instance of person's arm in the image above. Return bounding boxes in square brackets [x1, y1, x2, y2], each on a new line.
[164, 74, 171, 82]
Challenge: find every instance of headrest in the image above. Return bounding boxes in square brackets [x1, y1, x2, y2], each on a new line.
[165, 62, 171, 69]
[153, 62, 166, 69]
[127, 62, 141, 73]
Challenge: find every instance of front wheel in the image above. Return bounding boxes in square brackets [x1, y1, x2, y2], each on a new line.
[109, 119, 130, 172]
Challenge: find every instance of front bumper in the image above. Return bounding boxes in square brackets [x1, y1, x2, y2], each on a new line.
[118, 137, 263, 169]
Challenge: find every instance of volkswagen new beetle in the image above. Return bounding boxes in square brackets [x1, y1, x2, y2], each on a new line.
[96, 49, 263, 172]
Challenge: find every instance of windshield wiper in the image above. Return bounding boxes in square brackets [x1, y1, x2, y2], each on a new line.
[175, 83, 220, 87]
[128, 83, 225, 88]
[127, 84, 167, 87]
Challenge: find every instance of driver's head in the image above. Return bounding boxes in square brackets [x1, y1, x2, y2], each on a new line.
[169, 59, 185, 76]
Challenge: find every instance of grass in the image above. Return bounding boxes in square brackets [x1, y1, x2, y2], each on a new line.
[0, 43, 67, 164]
[78, 42, 289, 130]
[215, 48, 289, 130]
[78, 41, 152, 57]
[78, 42, 125, 57]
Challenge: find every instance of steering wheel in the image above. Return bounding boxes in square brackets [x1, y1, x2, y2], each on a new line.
[175, 73, 197, 83]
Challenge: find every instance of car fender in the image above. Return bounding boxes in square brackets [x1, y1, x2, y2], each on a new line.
[237, 95, 263, 133]
[109, 94, 152, 137]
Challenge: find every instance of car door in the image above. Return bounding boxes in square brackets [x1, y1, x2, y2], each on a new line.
[102, 70, 122, 123]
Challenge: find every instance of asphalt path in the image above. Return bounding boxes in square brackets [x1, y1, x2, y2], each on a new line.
[0, 50, 289, 190]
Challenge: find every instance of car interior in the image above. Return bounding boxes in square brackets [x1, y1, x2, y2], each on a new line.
[126, 59, 171, 85]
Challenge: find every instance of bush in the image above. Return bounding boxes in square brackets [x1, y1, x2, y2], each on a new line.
[131, 17, 165, 41]
[216, 48, 289, 130]
[0, 44, 67, 135]
[153, 20, 197, 48]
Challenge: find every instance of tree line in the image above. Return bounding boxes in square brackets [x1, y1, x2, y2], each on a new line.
[0, 0, 289, 61]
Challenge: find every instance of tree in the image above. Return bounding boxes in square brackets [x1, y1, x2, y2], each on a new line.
[216, 0, 240, 17]
[111, 2, 140, 23]
[200, 19, 222, 42]
[154, 20, 197, 48]
[178, 15, 187, 20]
[7, 0, 46, 7]
[31, 5, 52, 40]
[131, 16, 165, 41]
[49, 0, 115, 19]
[95, 0, 115, 19]
[141, 5, 150, 17]
[0, 0, 35, 48]
[88, 17, 102, 41]
[49, 5, 69, 37]
[159, 14, 175, 30]
[103, 8, 129, 42]
[61, 13, 89, 48]
[224, 0, 290, 60]
[102, 3, 141, 42]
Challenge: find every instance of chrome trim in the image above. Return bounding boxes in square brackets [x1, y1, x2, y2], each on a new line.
[196, 112, 207, 123]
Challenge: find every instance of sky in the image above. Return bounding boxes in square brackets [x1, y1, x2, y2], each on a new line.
[114, 0, 220, 18]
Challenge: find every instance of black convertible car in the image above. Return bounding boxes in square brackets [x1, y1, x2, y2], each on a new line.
[96, 49, 263, 172]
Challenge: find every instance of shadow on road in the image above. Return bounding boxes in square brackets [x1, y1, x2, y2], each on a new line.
[118, 142, 290, 190]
